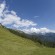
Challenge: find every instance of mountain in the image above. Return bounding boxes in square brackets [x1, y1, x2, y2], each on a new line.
[27, 32, 55, 47]
[0, 25, 55, 55]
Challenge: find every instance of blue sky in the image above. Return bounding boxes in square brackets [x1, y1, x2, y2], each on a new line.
[4, 0, 55, 30]
[0, 0, 55, 33]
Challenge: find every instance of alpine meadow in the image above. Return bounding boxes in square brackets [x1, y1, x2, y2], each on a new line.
[0, 0, 55, 55]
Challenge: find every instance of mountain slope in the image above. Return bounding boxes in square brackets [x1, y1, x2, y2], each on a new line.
[0, 26, 55, 55]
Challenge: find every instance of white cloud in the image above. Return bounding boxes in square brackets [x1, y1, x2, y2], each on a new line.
[0, 1, 6, 17]
[22, 27, 55, 34]
[11, 10, 16, 15]
[34, 16, 39, 18]
[0, 1, 37, 28]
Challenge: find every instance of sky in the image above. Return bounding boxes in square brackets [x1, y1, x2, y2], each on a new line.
[0, 0, 55, 33]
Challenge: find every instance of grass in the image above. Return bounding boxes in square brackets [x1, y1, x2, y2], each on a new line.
[0, 26, 55, 55]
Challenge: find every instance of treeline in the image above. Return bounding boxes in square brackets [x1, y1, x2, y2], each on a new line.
[30, 35, 55, 48]
[6, 27, 55, 48]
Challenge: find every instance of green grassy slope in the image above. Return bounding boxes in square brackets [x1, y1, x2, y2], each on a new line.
[0, 26, 55, 55]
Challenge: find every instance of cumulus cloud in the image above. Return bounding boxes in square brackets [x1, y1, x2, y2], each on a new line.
[22, 27, 55, 34]
[0, 1, 6, 17]
[0, 1, 37, 28]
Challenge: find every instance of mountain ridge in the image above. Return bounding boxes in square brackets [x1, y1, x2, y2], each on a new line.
[1, 25, 55, 55]
[0, 25, 55, 47]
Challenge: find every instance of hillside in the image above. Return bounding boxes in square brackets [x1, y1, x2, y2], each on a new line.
[0, 26, 55, 55]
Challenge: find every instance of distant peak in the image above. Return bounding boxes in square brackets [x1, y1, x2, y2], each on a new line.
[0, 23, 2, 26]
